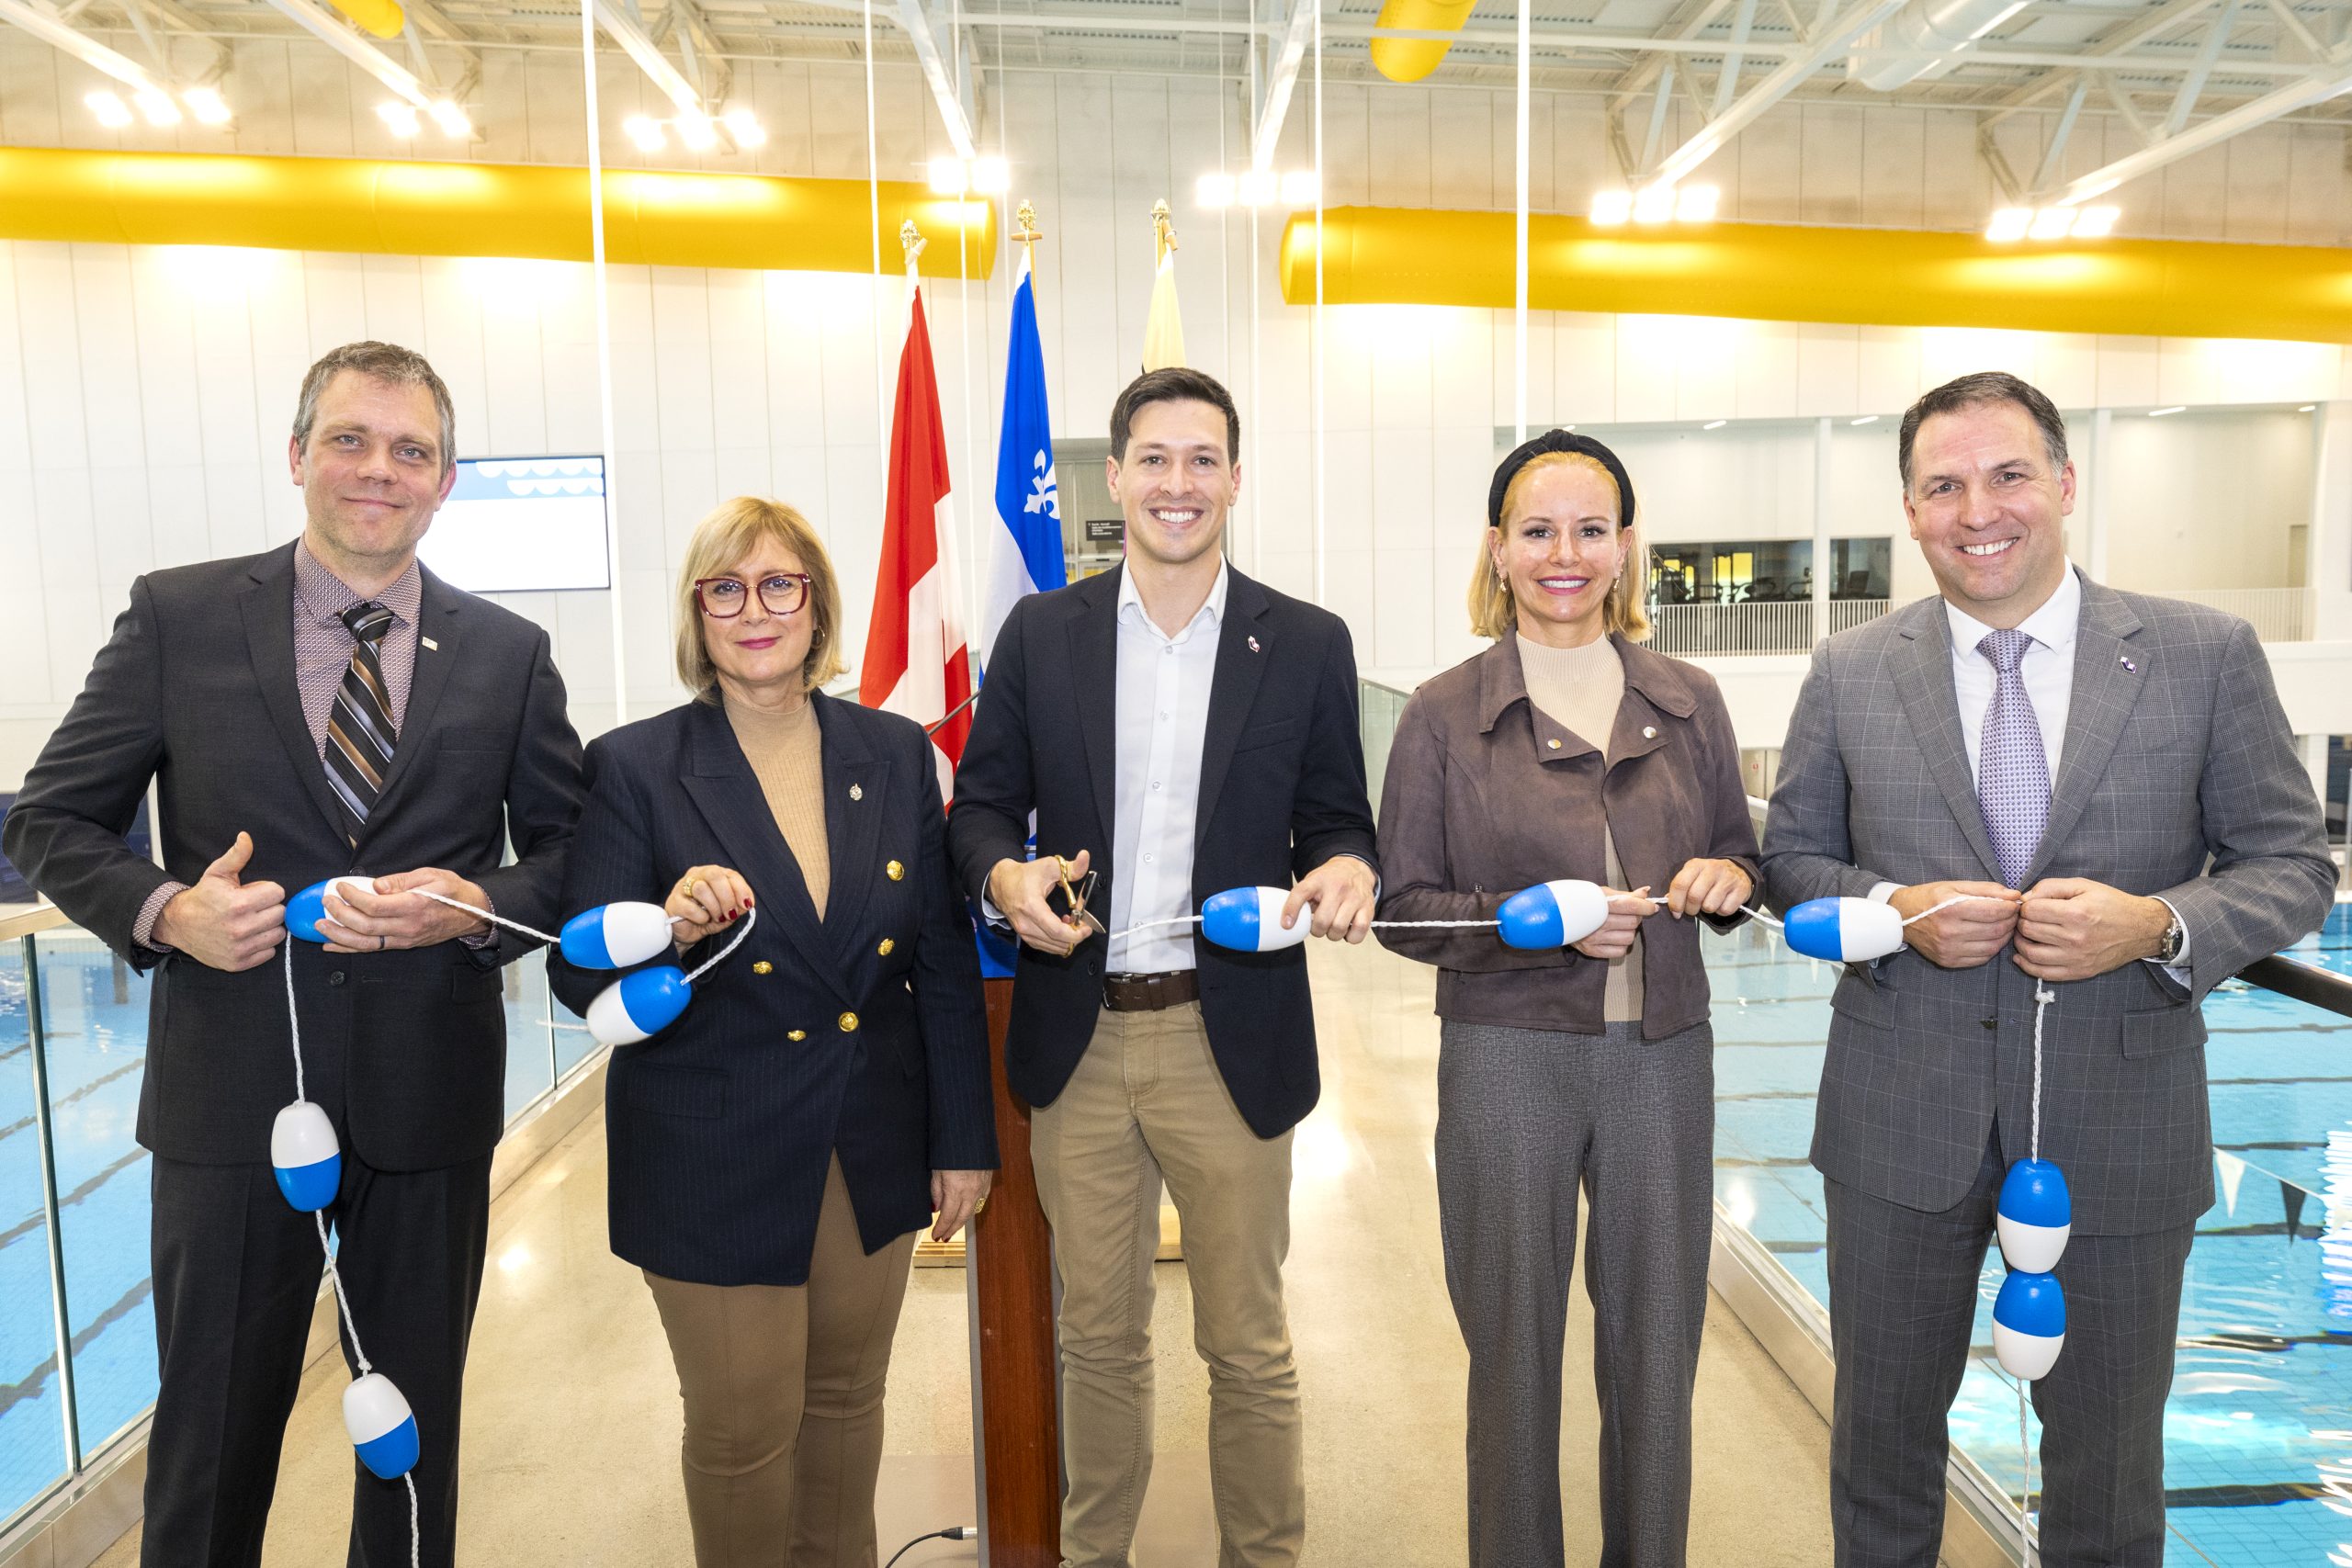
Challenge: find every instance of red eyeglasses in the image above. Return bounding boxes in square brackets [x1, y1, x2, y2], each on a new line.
[695, 573, 811, 618]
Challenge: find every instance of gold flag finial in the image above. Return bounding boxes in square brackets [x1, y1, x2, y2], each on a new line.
[1015, 200, 1042, 265]
[899, 219, 926, 271]
[1151, 198, 1176, 264]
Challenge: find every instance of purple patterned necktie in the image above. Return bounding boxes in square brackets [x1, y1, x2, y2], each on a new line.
[1976, 627, 2050, 889]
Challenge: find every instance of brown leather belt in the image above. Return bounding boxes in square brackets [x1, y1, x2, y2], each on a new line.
[1102, 970, 1200, 1012]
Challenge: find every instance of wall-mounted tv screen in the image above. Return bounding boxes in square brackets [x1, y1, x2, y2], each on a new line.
[416, 456, 610, 593]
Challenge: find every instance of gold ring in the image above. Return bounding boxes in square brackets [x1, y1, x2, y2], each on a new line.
[683, 877, 702, 899]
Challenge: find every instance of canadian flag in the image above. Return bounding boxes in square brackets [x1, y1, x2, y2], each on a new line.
[861, 267, 973, 803]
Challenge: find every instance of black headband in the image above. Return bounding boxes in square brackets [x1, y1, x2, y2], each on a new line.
[1487, 430, 1637, 535]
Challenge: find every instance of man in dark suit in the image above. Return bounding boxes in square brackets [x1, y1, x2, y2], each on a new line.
[1762, 371, 2333, 1567]
[2, 341, 584, 1567]
[949, 367, 1378, 1568]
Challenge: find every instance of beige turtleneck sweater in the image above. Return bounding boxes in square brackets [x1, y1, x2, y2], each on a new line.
[724, 694, 831, 919]
[1516, 633, 1643, 1021]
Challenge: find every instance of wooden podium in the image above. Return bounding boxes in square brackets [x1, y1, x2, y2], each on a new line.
[967, 976, 1061, 1565]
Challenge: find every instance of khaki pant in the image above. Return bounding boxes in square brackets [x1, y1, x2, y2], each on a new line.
[1029, 1002, 1302, 1568]
[643, 1156, 917, 1568]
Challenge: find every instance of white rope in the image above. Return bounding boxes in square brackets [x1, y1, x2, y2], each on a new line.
[285, 916, 420, 1560]
[2031, 983, 2054, 1163]
[684, 903, 760, 984]
[315, 1212, 371, 1375]
[2018, 1384, 2032, 1559]
[1102, 912, 1505, 943]
[284, 940, 307, 1103]
[408, 890, 563, 948]
[1741, 891, 2000, 930]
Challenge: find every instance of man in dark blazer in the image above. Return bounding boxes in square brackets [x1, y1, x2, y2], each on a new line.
[1762, 371, 2333, 1568]
[949, 367, 1378, 1568]
[2, 342, 584, 1567]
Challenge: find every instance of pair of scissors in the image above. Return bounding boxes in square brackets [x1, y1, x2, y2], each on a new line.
[1053, 856, 1105, 938]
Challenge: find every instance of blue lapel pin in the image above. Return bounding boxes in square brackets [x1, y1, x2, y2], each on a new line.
[2119, 655, 2137, 673]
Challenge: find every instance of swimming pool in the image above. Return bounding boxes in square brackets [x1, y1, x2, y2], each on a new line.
[1707, 904, 2352, 1566]
[5, 912, 2348, 1560]
[0, 931, 580, 1528]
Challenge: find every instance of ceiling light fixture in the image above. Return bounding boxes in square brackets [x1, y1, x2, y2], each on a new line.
[2148, 405, 2187, 417]
[1851, 414, 1880, 425]
[378, 100, 421, 137]
[1197, 172, 1236, 209]
[1702, 419, 1728, 430]
[1674, 184, 1720, 222]
[1589, 190, 1633, 227]
[675, 111, 716, 152]
[429, 99, 470, 139]
[1633, 185, 1676, 224]
[182, 85, 232, 125]
[1984, 208, 2033, 243]
[133, 86, 182, 127]
[624, 114, 663, 152]
[86, 90, 133, 130]
[721, 107, 764, 148]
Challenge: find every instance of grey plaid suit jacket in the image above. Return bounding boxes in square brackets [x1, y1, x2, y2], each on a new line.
[1761, 573, 2333, 1235]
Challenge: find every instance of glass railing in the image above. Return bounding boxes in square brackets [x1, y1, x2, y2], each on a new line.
[0, 905, 587, 1534]
[1706, 911, 2352, 1566]
[1351, 676, 2352, 1565]
[1360, 678, 1411, 817]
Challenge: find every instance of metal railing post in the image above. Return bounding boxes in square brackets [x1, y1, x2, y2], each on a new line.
[22, 932, 84, 1474]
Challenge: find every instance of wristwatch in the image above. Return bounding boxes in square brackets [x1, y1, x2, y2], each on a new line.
[2154, 905, 2186, 964]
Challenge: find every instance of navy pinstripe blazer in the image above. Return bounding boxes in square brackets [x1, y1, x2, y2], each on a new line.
[548, 694, 997, 1286]
[1762, 577, 2334, 1235]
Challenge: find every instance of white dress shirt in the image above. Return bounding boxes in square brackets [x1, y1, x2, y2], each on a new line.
[1107, 562, 1227, 974]
[1871, 564, 2187, 968]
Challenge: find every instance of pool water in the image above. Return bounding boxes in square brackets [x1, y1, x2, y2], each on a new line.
[1707, 906, 2352, 1567]
[0, 937, 569, 1527]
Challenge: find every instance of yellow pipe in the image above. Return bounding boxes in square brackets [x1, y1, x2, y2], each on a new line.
[329, 0, 405, 40]
[1282, 205, 2352, 343]
[1370, 0, 1482, 83]
[0, 148, 998, 279]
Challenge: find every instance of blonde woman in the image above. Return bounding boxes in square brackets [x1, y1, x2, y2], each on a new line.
[548, 497, 996, 1566]
[1373, 432, 1758, 1568]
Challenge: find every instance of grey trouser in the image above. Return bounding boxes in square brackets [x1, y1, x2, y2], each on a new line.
[1825, 1129, 2194, 1568]
[1435, 1018, 1715, 1568]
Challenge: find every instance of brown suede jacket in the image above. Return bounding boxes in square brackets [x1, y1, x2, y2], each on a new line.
[1373, 632, 1760, 1038]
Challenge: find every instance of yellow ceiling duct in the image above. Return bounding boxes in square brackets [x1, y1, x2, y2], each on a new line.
[0, 147, 998, 279]
[1370, 0, 1482, 83]
[1282, 204, 2352, 343]
[329, 0, 405, 40]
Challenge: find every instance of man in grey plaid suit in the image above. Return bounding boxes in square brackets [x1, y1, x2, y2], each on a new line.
[1762, 371, 2334, 1568]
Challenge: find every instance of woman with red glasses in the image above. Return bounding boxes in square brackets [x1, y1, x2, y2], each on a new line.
[548, 495, 996, 1566]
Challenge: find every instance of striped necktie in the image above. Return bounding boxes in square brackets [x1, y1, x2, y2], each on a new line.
[325, 602, 398, 843]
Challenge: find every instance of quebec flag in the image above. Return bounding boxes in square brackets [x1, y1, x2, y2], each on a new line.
[979, 250, 1066, 676]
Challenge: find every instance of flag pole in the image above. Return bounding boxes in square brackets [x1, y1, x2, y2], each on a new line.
[1015, 198, 1041, 272]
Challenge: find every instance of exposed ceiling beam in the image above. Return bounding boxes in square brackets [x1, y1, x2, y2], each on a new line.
[2057, 56, 2352, 202]
[1713, 0, 1758, 114]
[897, 0, 976, 158]
[1983, 0, 2222, 116]
[1252, 0, 1315, 171]
[2030, 73, 2088, 191]
[261, 0, 439, 107]
[2163, 0, 2241, 135]
[0, 0, 164, 87]
[1648, 0, 1910, 186]
[591, 0, 700, 110]
[1610, 0, 1731, 113]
